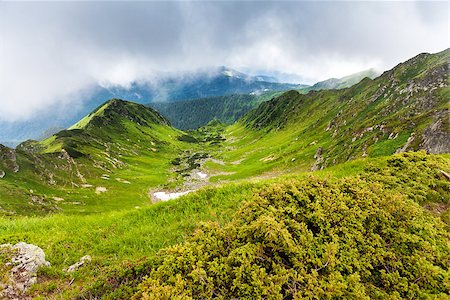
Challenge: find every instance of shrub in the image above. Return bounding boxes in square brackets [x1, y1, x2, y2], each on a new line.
[135, 176, 450, 299]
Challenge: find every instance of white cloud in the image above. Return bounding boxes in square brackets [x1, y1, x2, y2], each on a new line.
[0, 1, 448, 122]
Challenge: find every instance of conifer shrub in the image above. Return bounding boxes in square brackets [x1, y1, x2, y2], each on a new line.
[135, 174, 450, 299]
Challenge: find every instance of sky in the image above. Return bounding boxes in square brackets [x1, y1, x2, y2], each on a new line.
[0, 0, 448, 122]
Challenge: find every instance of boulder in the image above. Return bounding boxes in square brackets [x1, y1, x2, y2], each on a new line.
[0, 242, 50, 298]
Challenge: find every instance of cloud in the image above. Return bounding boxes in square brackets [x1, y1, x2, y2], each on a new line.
[0, 1, 448, 122]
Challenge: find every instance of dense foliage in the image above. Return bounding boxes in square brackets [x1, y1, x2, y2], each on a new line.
[135, 153, 450, 299]
[149, 94, 259, 130]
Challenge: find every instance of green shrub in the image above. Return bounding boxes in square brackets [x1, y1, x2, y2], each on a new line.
[135, 176, 450, 299]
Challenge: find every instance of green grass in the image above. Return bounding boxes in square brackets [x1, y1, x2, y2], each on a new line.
[1, 152, 447, 298]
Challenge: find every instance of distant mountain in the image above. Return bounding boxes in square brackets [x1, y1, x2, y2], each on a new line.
[148, 91, 284, 130]
[0, 67, 308, 146]
[306, 68, 380, 91]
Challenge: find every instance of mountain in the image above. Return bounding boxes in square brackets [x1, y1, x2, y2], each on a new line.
[305, 68, 380, 91]
[146, 69, 383, 131]
[93, 67, 303, 104]
[0, 50, 449, 299]
[0, 67, 308, 147]
[230, 49, 449, 173]
[148, 91, 285, 130]
[0, 99, 185, 215]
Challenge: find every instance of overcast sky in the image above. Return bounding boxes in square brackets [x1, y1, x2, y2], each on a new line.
[0, 1, 448, 122]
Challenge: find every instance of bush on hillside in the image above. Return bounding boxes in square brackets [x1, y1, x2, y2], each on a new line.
[363, 151, 450, 206]
[134, 176, 450, 299]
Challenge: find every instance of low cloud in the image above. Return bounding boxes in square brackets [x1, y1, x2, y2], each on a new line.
[0, 1, 448, 122]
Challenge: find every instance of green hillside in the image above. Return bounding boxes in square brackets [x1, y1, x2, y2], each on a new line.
[203, 49, 449, 181]
[0, 99, 190, 215]
[148, 91, 285, 130]
[0, 50, 449, 299]
[306, 68, 380, 91]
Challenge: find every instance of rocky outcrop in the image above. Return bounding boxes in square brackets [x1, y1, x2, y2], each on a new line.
[420, 112, 450, 154]
[0, 243, 50, 299]
[311, 146, 324, 171]
[396, 133, 416, 153]
[0, 145, 19, 173]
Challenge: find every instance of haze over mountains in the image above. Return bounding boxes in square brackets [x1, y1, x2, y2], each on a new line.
[0, 67, 377, 147]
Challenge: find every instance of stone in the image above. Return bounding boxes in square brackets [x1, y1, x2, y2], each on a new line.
[0, 242, 50, 298]
[420, 112, 450, 154]
[65, 255, 92, 273]
[313, 147, 323, 159]
[0, 170, 4, 179]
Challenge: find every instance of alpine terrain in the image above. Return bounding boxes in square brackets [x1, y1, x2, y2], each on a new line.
[0, 49, 449, 299]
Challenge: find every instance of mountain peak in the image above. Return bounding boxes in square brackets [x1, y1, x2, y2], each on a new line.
[69, 99, 169, 131]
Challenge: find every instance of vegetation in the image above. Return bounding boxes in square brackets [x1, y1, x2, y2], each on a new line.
[304, 68, 379, 91]
[149, 91, 285, 130]
[206, 49, 450, 180]
[0, 50, 449, 298]
[136, 170, 449, 299]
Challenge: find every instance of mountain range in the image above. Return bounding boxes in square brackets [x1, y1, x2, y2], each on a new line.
[0, 67, 306, 147]
[0, 67, 380, 147]
[0, 49, 448, 299]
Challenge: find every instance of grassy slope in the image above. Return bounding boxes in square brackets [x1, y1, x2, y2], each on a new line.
[203, 49, 449, 181]
[0, 152, 448, 298]
[0, 100, 198, 215]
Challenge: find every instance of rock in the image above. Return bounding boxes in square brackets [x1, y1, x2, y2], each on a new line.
[0, 145, 19, 173]
[440, 170, 450, 182]
[420, 113, 450, 154]
[313, 147, 323, 159]
[311, 147, 324, 171]
[396, 133, 415, 153]
[95, 187, 107, 194]
[0, 170, 4, 179]
[0, 242, 50, 298]
[65, 255, 92, 273]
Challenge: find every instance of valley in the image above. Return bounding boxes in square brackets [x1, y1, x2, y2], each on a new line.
[0, 49, 449, 299]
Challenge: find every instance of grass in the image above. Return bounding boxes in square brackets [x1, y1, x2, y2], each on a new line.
[1, 152, 448, 298]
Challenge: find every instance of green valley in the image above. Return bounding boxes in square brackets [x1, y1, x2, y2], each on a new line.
[0, 49, 449, 299]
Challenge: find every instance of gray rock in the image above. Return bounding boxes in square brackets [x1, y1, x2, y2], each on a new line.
[65, 255, 92, 273]
[0, 242, 50, 298]
[420, 112, 450, 154]
[311, 147, 324, 171]
[0, 170, 4, 179]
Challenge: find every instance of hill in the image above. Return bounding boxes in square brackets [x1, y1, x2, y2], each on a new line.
[146, 69, 382, 131]
[0, 99, 189, 215]
[206, 49, 449, 181]
[148, 91, 285, 130]
[306, 68, 380, 91]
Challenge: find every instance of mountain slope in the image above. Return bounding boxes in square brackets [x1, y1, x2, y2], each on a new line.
[207, 49, 449, 180]
[0, 99, 186, 215]
[307, 68, 380, 91]
[148, 91, 285, 130]
[0, 67, 308, 147]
